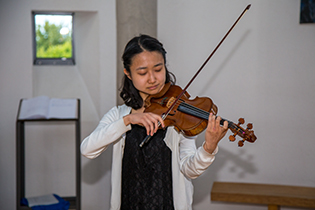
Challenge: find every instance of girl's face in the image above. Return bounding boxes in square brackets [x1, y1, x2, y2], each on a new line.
[124, 50, 166, 102]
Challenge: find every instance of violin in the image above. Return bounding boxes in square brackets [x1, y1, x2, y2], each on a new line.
[144, 82, 257, 147]
[139, 4, 256, 147]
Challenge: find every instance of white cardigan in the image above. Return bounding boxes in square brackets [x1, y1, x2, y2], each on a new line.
[81, 104, 218, 210]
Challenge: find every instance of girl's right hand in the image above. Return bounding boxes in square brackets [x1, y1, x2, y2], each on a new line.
[123, 112, 165, 136]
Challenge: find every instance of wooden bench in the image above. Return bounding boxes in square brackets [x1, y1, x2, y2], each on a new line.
[211, 182, 315, 210]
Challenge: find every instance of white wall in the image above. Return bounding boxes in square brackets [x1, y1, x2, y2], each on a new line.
[0, 0, 116, 209]
[158, 0, 315, 210]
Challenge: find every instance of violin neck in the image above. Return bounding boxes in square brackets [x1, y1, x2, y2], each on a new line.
[177, 102, 233, 128]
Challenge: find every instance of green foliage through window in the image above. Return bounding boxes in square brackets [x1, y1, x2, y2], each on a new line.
[32, 12, 75, 65]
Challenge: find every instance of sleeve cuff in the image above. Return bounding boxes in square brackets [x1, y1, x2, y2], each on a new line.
[117, 118, 131, 132]
[201, 142, 219, 156]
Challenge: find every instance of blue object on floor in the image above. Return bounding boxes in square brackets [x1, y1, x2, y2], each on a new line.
[21, 194, 70, 210]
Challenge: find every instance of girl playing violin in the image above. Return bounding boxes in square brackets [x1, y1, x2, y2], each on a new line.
[80, 34, 228, 210]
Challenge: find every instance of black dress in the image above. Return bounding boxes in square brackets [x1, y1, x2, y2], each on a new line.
[121, 124, 174, 210]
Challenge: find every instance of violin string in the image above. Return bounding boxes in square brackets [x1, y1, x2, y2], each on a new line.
[180, 102, 209, 120]
[179, 101, 241, 130]
[163, 98, 216, 121]
[159, 97, 243, 132]
[174, 100, 248, 139]
[162, 96, 247, 132]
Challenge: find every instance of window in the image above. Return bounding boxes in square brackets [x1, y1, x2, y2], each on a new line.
[32, 12, 75, 65]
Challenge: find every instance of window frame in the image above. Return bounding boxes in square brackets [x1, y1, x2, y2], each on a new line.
[32, 11, 75, 65]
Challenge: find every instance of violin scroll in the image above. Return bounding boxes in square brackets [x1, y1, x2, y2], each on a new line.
[228, 118, 256, 147]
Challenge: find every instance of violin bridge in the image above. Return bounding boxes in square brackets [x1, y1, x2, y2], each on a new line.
[166, 97, 176, 108]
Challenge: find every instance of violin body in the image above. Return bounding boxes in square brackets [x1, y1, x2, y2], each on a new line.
[145, 83, 218, 136]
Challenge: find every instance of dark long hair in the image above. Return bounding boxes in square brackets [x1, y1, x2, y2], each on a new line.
[120, 34, 176, 109]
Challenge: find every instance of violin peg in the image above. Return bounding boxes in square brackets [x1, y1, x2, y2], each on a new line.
[247, 123, 253, 130]
[238, 140, 244, 147]
[238, 118, 245, 125]
[229, 135, 236, 142]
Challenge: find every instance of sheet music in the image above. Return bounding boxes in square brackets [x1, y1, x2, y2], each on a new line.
[48, 98, 77, 119]
[19, 96, 50, 119]
[18, 96, 77, 120]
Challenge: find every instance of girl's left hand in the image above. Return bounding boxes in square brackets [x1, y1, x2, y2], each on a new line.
[203, 113, 228, 154]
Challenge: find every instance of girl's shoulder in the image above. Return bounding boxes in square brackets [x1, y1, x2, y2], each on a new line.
[101, 104, 131, 122]
[117, 104, 132, 116]
[107, 104, 131, 118]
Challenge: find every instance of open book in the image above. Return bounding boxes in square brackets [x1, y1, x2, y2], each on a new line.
[18, 96, 78, 120]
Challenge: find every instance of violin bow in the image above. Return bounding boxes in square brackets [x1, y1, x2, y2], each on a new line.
[140, 4, 251, 147]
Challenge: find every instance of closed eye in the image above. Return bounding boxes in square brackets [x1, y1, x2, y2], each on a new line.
[138, 72, 147, 76]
